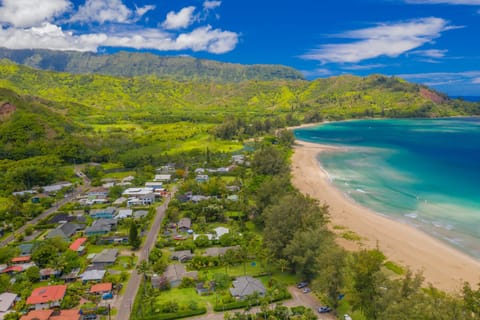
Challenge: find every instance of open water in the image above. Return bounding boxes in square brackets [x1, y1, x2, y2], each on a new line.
[295, 118, 480, 259]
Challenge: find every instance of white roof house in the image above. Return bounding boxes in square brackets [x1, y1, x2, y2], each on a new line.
[0, 292, 17, 318]
[123, 188, 154, 196]
[154, 174, 172, 182]
[115, 209, 133, 219]
[193, 227, 230, 241]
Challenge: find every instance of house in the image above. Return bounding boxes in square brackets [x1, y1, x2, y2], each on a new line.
[112, 197, 127, 206]
[226, 185, 241, 192]
[133, 210, 148, 219]
[0, 292, 17, 319]
[204, 246, 240, 257]
[39, 268, 61, 281]
[80, 269, 106, 282]
[46, 222, 82, 240]
[170, 250, 194, 262]
[20, 309, 53, 320]
[190, 195, 210, 203]
[123, 188, 155, 206]
[90, 282, 113, 295]
[87, 187, 109, 198]
[194, 168, 205, 174]
[11, 256, 31, 264]
[20, 309, 81, 320]
[122, 175, 135, 183]
[115, 208, 133, 220]
[232, 154, 245, 165]
[193, 226, 230, 241]
[163, 264, 198, 288]
[227, 195, 239, 202]
[151, 274, 168, 289]
[91, 249, 118, 268]
[90, 207, 116, 219]
[154, 174, 172, 182]
[42, 182, 73, 194]
[156, 164, 175, 173]
[47, 213, 75, 224]
[195, 175, 209, 183]
[61, 268, 80, 283]
[69, 237, 87, 255]
[26, 285, 67, 310]
[178, 218, 191, 232]
[229, 276, 266, 299]
[97, 235, 129, 245]
[85, 219, 117, 236]
[17, 243, 34, 256]
[144, 182, 163, 190]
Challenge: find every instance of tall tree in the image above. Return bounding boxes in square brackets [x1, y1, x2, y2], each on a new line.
[129, 221, 141, 249]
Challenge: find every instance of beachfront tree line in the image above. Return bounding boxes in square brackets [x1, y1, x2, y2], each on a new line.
[248, 141, 480, 320]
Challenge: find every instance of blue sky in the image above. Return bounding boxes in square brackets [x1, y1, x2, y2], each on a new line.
[0, 0, 479, 95]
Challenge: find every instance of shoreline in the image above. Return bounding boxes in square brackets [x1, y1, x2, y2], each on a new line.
[291, 139, 480, 292]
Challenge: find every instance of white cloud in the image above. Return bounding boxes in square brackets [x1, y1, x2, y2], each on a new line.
[70, 0, 153, 24]
[397, 71, 480, 85]
[410, 49, 448, 58]
[342, 64, 387, 70]
[0, 23, 238, 54]
[135, 5, 156, 18]
[406, 0, 480, 4]
[472, 77, 480, 83]
[0, 23, 106, 51]
[204, 1, 222, 9]
[0, 0, 71, 27]
[302, 18, 455, 64]
[0, 0, 238, 54]
[162, 6, 197, 30]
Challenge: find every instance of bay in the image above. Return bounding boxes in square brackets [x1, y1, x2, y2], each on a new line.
[295, 118, 480, 258]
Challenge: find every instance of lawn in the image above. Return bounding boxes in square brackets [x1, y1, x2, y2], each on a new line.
[154, 287, 217, 309]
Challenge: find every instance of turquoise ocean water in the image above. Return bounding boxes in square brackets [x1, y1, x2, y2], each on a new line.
[294, 118, 480, 259]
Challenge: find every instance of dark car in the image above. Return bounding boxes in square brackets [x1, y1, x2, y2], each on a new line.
[318, 306, 332, 313]
[296, 281, 308, 289]
[302, 287, 311, 293]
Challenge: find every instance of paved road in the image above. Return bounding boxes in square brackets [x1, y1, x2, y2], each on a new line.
[0, 172, 90, 247]
[115, 194, 172, 320]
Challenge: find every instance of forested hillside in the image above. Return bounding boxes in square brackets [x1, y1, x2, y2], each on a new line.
[0, 48, 305, 82]
[0, 59, 479, 195]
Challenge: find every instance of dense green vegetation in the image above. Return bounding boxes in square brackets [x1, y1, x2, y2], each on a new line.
[0, 48, 305, 82]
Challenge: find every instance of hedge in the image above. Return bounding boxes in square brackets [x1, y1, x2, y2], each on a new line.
[135, 307, 207, 320]
[213, 291, 292, 312]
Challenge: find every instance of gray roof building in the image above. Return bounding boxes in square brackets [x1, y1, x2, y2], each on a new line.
[178, 218, 191, 231]
[91, 249, 118, 266]
[170, 250, 194, 262]
[230, 276, 266, 299]
[204, 246, 240, 257]
[80, 269, 106, 282]
[46, 222, 82, 240]
[163, 264, 198, 287]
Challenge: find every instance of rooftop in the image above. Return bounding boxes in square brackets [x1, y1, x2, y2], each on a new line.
[0, 292, 17, 312]
[26, 285, 67, 305]
[69, 238, 87, 251]
[90, 282, 113, 293]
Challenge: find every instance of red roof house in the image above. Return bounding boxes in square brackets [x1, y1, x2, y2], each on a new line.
[69, 238, 87, 251]
[20, 309, 54, 320]
[51, 309, 81, 320]
[90, 282, 112, 294]
[26, 285, 67, 309]
[11, 256, 31, 264]
[1, 265, 23, 273]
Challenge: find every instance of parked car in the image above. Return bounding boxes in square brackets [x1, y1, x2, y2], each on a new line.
[344, 314, 352, 320]
[318, 306, 332, 313]
[302, 287, 311, 293]
[296, 281, 308, 289]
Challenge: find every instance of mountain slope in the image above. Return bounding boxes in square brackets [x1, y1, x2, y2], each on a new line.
[0, 48, 305, 82]
[0, 60, 477, 123]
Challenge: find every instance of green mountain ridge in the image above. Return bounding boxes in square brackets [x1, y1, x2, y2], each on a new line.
[0, 48, 305, 82]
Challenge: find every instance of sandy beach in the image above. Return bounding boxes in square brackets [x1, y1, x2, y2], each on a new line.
[291, 140, 480, 292]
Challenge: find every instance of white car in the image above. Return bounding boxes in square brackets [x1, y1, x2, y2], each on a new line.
[344, 314, 352, 320]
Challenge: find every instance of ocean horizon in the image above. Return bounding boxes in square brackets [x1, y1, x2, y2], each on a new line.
[294, 118, 480, 259]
